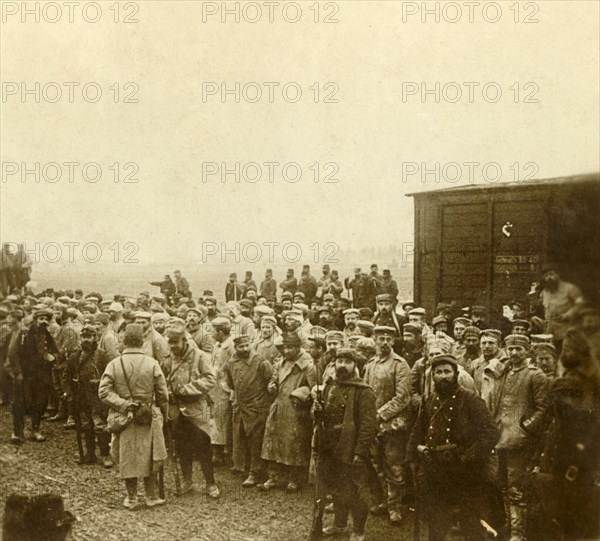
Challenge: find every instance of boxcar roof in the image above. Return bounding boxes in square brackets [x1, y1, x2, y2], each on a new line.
[406, 172, 599, 198]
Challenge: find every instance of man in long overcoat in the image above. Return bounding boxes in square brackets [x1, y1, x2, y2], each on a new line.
[226, 335, 273, 487]
[98, 323, 169, 509]
[261, 332, 317, 491]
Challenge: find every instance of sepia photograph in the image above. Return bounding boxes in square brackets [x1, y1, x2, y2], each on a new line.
[0, 1, 599, 540]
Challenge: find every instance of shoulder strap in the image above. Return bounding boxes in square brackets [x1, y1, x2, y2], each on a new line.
[120, 355, 134, 399]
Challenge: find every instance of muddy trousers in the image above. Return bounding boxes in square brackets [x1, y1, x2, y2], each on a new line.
[174, 416, 215, 485]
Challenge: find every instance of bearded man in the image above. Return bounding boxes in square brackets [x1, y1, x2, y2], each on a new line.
[313, 348, 377, 541]
[343, 308, 360, 342]
[252, 315, 279, 365]
[134, 311, 171, 371]
[407, 354, 499, 541]
[9, 308, 59, 442]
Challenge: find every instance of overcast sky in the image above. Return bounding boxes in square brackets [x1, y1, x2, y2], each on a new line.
[2, 0, 598, 267]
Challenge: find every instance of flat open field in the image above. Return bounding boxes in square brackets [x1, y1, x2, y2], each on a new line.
[0, 405, 414, 541]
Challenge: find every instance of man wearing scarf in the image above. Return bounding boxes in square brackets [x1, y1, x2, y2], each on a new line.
[313, 348, 377, 541]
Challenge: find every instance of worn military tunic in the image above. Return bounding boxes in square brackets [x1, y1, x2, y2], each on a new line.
[261, 351, 317, 466]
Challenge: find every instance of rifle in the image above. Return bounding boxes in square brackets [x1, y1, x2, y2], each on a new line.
[72, 357, 84, 461]
[165, 420, 182, 495]
[308, 363, 326, 541]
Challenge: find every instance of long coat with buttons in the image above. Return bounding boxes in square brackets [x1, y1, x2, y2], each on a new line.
[261, 350, 317, 466]
[363, 351, 412, 433]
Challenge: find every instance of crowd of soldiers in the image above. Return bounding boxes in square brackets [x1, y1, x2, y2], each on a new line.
[0, 262, 598, 541]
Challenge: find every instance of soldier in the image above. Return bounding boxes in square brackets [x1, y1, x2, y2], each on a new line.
[533, 328, 600, 541]
[280, 269, 298, 296]
[531, 342, 558, 378]
[209, 316, 235, 465]
[134, 311, 171, 371]
[487, 334, 549, 541]
[225, 273, 244, 303]
[363, 325, 412, 525]
[242, 270, 257, 297]
[9, 308, 59, 442]
[469, 329, 506, 395]
[261, 332, 317, 492]
[407, 354, 500, 541]
[458, 325, 481, 372]
[186, 306, 215, 354]
[400, 322, 424, 368]
[65, 325, 112, 466]
[345, 269, 372, 309]
[205, 296, 219, 322]
[226, 335, 273, 487]
[342, 308, 360, 342]
[313, 348, 378, 541]
[260, 269, 277, 300]
[298, 265, 318, 306]
[51, 308, 81, 426]
[173, 269, 191, 298]
[251, 315, 279, 365]
[163, 319, 219, 497]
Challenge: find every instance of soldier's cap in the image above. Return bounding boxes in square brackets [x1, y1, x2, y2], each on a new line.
[65, 307, 79, 317]
[336, 347, 357, 362]
[274, 335, 284, 347]
[293, 292, 305, 300]
[239, 299, 253, 309]
[285, 309, 304, 323]
[204, 296, 217, 305]
[376, 293, 393, 303]
[86, 296, 99, 303]
[317, 305, 332, 314]
[123, 323, 144, 342]
[33, 308, 53, 319]
[57, 296, 71, 304]
[430, 354, 459, 370]
[427, 337, 452, 355]
[453, 317, 472, 327]
[323, 293, 335, 302]
[150, 303, 166, 313]
[462, 326, 481, 339]
[187, 305, 208, 317]
[211, 316, 232, 329]
[471, 305, 486, 316]
[348, 334, 362, 343]
[325, 330, 345, 343]
[133, 311, 152, 320]
[403, 322, 423, 335]
[260, 315, 278, 327]
[512, 319, 531, 330]
[530, 333, 554, 344]
[432, 315, 448, 326]
[354, 267, 361, 273]
[108, 302, 123, 312]
[282, 332, 302, 347]
[203, 290, 214, 296]
[504, 334, 530, 348]
[234, 335, 251, 346]
[254, 305, 274, 316]
[357, 320, 375, 331]
[308, 326, 328, 343]
[408, 307, 426, 316]
[401, 300, 416, 310]
[281, 291, 294, 301]
[540, 262, 558, 275]
[152, 312, 169, 323]
[294, 303, 309, 315]
[532, 342, 556, 356]
[383, 269, 391, 276]
[373, 325, 397, 336]
[165, 318, 186, 338]
[81, 324, 97, 337]
[340, 298, 351, 306]
[480, 328, 502, 342]
[343, 308, 360, 316]
[356, 337, 376, 351]
[95, 313, 109, 325]
[100, 300, 112, 307]
[152, 293, 166, 302]
[10, 308, 24, 320]
[265, 295, 277, 303]
[229, 272, 237, 279]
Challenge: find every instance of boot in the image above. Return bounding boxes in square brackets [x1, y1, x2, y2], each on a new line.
[78, 432, 97, 465]
[509, 504, 526, 541]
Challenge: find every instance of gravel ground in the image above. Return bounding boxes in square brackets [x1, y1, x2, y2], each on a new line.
[0, 405, 412, 541]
